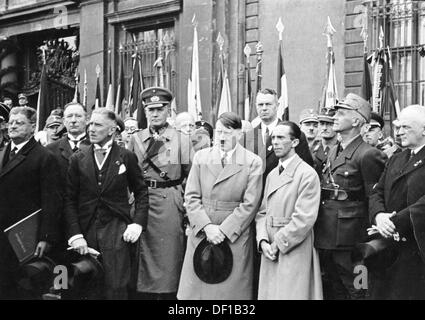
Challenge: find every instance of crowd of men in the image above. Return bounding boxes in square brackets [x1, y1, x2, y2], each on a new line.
[0, 86, 425, 300]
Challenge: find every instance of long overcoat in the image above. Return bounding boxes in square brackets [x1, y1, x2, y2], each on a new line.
[177, 143, 263, 300]
[256, 154, 323, 300]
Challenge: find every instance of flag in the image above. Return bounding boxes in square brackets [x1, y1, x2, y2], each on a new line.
[371, 47, 386, 115]
[277, 39, 289, 120]
[36, 62, 49, 132]
[187, 19, 202, 120]
[94, 65, 101, 109]
[129, 52, 147, 129]
[105, 48, 114, 110]
[360, 52, 373, 102]
[115, 48, 124, 116]
[82, 69, 88, 110]
[217, 69, 231, 117]
[244, 63, 252, 121]
[320, 17, 338, 110]
[384, 47, 400, 133]
[72, 72, 80, 103]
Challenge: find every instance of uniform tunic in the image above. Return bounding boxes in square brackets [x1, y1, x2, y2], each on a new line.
[128, 126, 193, 293]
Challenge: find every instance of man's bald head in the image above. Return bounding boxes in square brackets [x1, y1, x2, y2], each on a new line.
[398, 105, 425, 149]
[175, 112, 195, 135]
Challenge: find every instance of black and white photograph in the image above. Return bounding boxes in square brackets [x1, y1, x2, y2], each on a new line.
[1, 0, 425, 306]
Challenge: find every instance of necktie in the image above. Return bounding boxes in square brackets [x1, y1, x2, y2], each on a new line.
[9, 147, 18, 160]
[264, 127, 269, 145]
[71, 140, 79, 152]
[279, 165, 284, 175]
[94, 148, 107, 165]
[409, 150, 415, 161]
[221, 152, 228, 168]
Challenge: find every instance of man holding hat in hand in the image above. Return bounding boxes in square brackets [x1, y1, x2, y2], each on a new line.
[128, 87, 194, 299]
[314, 93, 386, 299]
[65, 108, 148, 299]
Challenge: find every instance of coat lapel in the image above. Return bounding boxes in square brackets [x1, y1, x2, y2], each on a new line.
[266, 154, 301, 198]
[81, 145, 98, 191]
[59, 137, 73, 161]
[0, 137, 37, 179]
[213, 144, 244, 186]
[101, 142, 122, 193]
[206, 147, 223, 180]
[392, 147, 425, 185]
[330, 135, 363, 172]
[0, 142, 8, 172]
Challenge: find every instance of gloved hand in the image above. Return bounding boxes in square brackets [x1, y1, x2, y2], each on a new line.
[123, 223, 143, 243]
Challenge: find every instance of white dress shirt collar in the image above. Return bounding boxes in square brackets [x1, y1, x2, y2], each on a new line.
[279, 153, 296, 170]
[93, 139, 114, 169]
[11, 139, 31, 153]
[261, 118, 279, 135]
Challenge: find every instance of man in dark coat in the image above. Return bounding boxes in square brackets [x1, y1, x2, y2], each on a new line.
[46, 102, 91, 262]
[0, 106, 61, 299]
[369, 104, 425, 299]
[312, 108, 338, 179]
[314, 93, 386, 300]
[64, 108, 148, 299]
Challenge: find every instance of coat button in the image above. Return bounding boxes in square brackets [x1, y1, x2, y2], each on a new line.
[98, 182, 102, 186]
[163, 195, 167, 198]
[344, 171, 349, 176]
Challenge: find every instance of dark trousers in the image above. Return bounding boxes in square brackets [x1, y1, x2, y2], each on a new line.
[319, 249, 367, 300]
[86, 216, 132, 300]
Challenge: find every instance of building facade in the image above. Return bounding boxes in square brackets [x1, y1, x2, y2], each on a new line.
[0, 0, 423, 124]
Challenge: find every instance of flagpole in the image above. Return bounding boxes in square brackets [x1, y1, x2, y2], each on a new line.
[72, 70, 79, 103]
[83, 68, 87, 110]
[243, 44, 252, 121]
[321, 16, 338, 111]
[36, 45, 47, 132]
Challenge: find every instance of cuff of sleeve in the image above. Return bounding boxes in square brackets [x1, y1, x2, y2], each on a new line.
[68, 234, 84, 246]
[274, 232, 290, 254]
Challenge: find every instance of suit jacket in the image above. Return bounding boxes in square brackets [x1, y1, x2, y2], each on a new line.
[256, 154, 322, 299]
[177, 143, 263, 299]
[64, 141, 149, 239]
[368, 147, 425, 299]
[47, 135, 91, 185]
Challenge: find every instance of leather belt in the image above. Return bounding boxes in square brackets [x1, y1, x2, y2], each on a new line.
[145, 178, 182, 189]
[321, 188, 364, 201]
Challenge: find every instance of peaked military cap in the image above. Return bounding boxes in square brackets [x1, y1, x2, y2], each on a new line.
[369, 112, 384, 129]
[299, 108, 319, 124]
[317, 107, 336, 123]
[140, 87, 173, 109]
[334, 93, 371, 122]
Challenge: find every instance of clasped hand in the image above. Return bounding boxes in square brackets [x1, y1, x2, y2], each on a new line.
[375, 212, 396, 239]
[260, 240, 278, 261]
[204, 224, 225, 245]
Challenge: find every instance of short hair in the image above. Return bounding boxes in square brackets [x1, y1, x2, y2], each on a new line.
[258, 88, 277, 97]
[91, 108, 117, 124]
[10, 106, 37, 124]
[218, 112, 242, 130]
[277, 121, 302, 140]
[3, 97, 12, 101]
[64, 102, 86, 113]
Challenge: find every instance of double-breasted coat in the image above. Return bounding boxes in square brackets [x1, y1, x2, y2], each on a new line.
[177, 143, 263, 300]
[256, 154, 323, 300]
[369, 147, 425, 299]
[128, 126, 193, 293]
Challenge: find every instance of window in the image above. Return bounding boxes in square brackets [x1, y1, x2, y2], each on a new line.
[122, 25, 177, 102]
[367, 0, 425, 109]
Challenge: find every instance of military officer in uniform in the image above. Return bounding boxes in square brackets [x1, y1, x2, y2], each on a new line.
[128, 87, 194, 300]
[312, 108, 338, 179]
[299, 108, 320, 151]
[314, 93, 386, 300]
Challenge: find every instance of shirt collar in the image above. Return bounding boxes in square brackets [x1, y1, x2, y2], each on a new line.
[94, 138, 113, 150]
[68, 132, 86, 142]
[412, 143, 425, 155]
[279, 153, 296, 169]
[219, 144, 238, 159]
[261, 118, 279, 134]
[11, 139, 31, 152]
